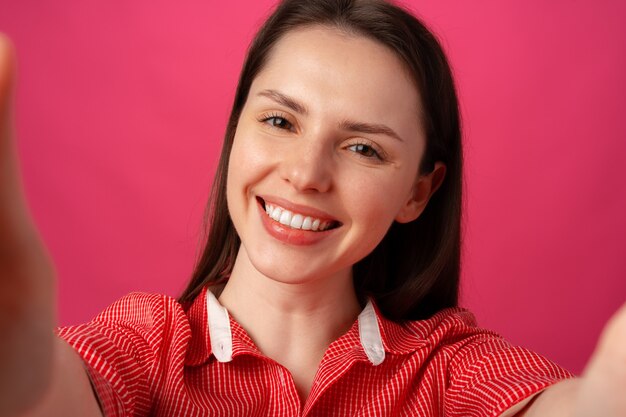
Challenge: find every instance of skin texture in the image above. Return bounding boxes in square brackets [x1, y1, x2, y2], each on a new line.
[225, 26, 442, 288]
[0, 25, 624, 416]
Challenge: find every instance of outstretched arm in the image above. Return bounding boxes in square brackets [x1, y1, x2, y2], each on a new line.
[0, 34, 101, 417]
[518, 303, 626, 417]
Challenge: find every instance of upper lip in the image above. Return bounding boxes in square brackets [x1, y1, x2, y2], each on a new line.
[257, 195, 340, 223]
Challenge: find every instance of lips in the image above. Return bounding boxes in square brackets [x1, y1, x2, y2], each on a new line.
[264, 203, 337, 232]
[256, 196, 342, 245]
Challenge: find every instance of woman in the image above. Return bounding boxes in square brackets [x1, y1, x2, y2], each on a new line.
[1, 0, 625, 416]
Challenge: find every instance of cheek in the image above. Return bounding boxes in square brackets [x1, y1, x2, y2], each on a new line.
[359, 164, 413, 208]
[343, 172, 410, 234]
[226, 134, 257, 219]
[227, 132, 275, 195]
[342, 174, 413, 267]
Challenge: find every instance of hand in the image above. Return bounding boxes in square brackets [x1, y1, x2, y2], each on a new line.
[0, 34, 57, 417]
[574, 302, 626, 417]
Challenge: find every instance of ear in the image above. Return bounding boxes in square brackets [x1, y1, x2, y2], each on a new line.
[395, 162, 446, 224]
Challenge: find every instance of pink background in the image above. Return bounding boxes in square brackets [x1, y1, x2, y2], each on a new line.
[1, 1, 624, 375]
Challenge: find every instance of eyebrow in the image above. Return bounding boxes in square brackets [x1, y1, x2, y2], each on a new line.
[339, 120, 404, 142]
[257, 89, 308, 115]
[257, 89, 404, 142]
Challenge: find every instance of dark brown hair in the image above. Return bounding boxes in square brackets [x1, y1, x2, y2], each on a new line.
[179, 0, 462, 321]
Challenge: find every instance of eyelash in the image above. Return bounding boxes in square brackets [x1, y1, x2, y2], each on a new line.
[346, 141, 386, 162]
[258, 112, 295, 131]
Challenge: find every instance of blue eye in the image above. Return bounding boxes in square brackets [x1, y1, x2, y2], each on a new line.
[347, 142, 383, 161]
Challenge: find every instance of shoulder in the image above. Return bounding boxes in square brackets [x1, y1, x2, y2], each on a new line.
[381, 307, 502, 356]
[90, 292, 188, 328]
[61, 291, 188, 330]
[56, 291, 193, 358]
[55, 292, 199, 416]
[382, 306, 572, 385]
[385, 308, 573, 416]
[392, 307, 569, 375]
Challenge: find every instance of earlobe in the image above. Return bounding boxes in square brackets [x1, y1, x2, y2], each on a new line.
[395, 162, 446, 224]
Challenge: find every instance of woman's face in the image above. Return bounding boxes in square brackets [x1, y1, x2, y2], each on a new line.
[227, 26, 437, 285]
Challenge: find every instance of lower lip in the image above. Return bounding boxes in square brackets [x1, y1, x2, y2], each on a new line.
[257, 200, 338, 246]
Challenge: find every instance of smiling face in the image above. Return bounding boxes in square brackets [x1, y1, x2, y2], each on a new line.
[226, 25, 439, 286]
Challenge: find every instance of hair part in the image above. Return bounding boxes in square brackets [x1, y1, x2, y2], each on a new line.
[179, 0, 463, 321]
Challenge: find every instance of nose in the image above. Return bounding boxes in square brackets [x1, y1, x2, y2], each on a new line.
[279, 137, 333, 193]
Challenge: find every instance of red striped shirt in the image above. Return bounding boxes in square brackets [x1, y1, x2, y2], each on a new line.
[56, 286, 573, 416]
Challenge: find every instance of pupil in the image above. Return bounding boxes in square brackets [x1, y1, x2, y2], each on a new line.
[358, 144, 372, 156]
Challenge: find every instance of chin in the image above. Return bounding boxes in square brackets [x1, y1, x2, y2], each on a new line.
[252, 255, 322, 284]
[247, 246, 349, 286]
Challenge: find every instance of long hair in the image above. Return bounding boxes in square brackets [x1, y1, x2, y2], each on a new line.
[179, 0, 463, 321]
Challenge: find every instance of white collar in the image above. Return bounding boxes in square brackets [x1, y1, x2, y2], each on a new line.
[206, 290, 385, 366]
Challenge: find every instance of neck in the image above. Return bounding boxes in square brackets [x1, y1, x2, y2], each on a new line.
[217, 247, 361, 401]
[218, 246, 361, 346]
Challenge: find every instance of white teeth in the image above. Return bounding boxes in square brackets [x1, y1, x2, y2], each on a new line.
[290, 214, 304, 229]
[279, 210, 292, 226]
[271, 207, 282, 221]
[263, 201, 335, 232]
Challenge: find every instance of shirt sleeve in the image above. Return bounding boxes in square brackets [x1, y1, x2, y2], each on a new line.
[444, 334, 575, 417]
[55, 292, 191, 417]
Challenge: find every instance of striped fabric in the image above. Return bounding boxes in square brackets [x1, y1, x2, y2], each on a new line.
[56, 286, 573, 416]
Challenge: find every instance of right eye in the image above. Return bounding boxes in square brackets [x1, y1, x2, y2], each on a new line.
[259, 113, 294, 131]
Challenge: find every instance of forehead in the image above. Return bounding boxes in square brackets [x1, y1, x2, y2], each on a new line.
[249, 25, 423, 137]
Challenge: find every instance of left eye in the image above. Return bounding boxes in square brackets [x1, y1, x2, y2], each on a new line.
[263, 116, 293, 131]
[347, 143, 381, 160]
